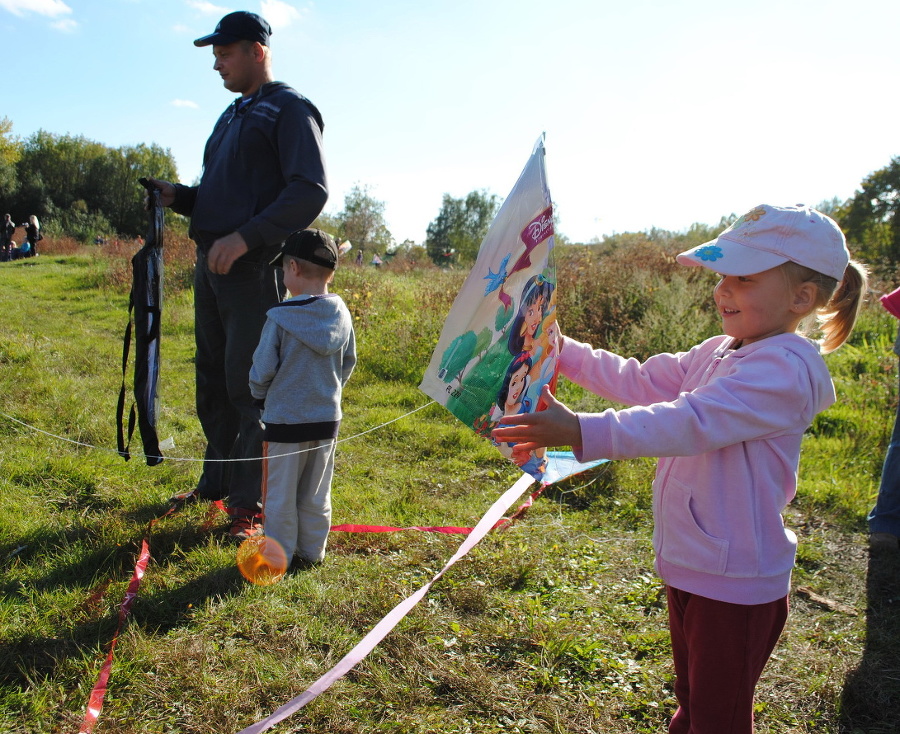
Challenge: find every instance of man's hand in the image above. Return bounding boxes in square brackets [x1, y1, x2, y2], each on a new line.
[491, 385, 582, 453]
[145, 177, 176, 208]
[207, 232, 249, 275]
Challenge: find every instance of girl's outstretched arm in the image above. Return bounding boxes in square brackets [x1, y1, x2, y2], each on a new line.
[491, 385, 582, 453]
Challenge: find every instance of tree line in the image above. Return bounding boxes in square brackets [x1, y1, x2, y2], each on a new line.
[2, 115, 899, 271]
[1, 118, 178, 242]
[0, 117, 501, 265]
[837, 157, 900, 273]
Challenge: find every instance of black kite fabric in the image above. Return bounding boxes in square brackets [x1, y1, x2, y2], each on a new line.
[117, 178, 164, 466]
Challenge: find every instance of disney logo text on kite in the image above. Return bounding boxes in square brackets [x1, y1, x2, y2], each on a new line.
[522, 206, 554, 247]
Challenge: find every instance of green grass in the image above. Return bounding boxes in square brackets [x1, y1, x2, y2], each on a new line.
[1, 243, 898, 733]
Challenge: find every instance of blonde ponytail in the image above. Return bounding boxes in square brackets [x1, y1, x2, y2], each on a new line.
[784, 259, 868, 353]
[818, 259, 868, 353]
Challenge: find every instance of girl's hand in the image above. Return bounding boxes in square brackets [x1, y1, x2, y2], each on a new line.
[491, 385, 582, 453]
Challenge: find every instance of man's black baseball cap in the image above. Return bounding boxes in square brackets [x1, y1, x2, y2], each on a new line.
[194, 11, 272, 47]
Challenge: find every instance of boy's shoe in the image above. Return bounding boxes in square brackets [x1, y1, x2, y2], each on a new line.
[869, 532, 899, 552]
[229, 515, 262, 542]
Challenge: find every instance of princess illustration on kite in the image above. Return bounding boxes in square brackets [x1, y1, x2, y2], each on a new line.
[420, 136, 558, 481]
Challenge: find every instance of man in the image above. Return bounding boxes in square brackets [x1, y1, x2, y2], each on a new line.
[149, 10, 328, 540]
[1, 214, 15, 261]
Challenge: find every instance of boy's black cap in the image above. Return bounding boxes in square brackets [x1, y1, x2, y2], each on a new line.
[194, 11, 272, 47]
[270, 229, 339, 270]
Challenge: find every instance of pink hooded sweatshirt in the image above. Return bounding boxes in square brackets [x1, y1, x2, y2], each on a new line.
[560, 332, 835, 605]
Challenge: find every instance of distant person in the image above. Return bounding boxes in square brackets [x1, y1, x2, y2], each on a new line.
[146, 10, 328, 541]
[249, 229, 356, 568]
[355, 249, 363, 266]
[868, 285, 900, 552]
[493, 204, 868, 734]
[1, 213, 15, 261]
[23, 215, 40, 257]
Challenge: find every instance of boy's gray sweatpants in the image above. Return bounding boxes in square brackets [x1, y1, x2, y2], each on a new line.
[261, 439, 335, 563]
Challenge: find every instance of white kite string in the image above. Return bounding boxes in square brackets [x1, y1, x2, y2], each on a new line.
[0, 401, 437, 463]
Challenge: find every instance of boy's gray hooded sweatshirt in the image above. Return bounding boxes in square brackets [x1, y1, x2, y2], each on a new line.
[249, 293, 356, 443]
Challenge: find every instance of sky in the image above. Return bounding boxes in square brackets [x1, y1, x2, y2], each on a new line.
[2, 0, 899, 245]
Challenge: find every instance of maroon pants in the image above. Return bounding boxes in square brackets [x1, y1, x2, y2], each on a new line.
[667, 586, 788, 734]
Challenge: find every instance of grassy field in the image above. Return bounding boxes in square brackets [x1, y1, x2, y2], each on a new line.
[1, 237, 899, 733]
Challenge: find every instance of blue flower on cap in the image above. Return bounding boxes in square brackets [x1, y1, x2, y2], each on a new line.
[693, 245, 723, 262]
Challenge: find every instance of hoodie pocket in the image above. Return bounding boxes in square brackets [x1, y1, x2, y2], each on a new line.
[660, 477, 728, 575]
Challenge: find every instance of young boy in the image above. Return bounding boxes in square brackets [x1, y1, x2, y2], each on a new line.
[249, 228, 356, 566]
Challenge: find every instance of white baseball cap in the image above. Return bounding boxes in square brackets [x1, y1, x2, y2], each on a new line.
[676, 204, 850, 281]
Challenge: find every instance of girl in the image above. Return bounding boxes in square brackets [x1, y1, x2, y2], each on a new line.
[493, 204, 868, 734]
[23, 215, 40, 258]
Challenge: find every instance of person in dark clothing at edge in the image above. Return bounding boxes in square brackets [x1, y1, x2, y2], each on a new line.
[1, 214, 15, 261]
[148, 10, 328, 541]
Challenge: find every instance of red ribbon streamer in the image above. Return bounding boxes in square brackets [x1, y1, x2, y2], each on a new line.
[331, 486, 546, 535]
[77, 538, 151, 734]
[77, 505, 177, 733]
[331, 523, 472, 534]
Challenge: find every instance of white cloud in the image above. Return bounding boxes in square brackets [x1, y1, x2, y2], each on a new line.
[50, 17, 76, 31]
[171, 99, 200, 109]
[0, 0, 72, 18]
[181, 1, 306, 30]
[187, 0, 230, 15]
[260, 0, 304, 29]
